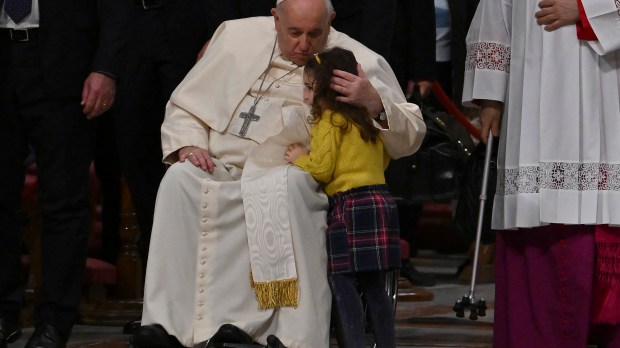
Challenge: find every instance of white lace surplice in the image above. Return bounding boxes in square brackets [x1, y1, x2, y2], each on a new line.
[463, 0, 620, 229]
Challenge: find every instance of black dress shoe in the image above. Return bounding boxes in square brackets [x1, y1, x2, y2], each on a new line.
[203, 324, 253, 347]
[123, 320, 141, 335]
[131, 324, 185, 348]
[266, 335, 287, 348]
[0, 317, 22, 348]
[24, 322, 67, 348]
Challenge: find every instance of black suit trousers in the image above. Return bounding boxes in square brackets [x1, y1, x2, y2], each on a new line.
[0, 38, 94, 337]
[113, 3, 211, 260]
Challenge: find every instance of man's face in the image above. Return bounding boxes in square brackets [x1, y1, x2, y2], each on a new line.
[272, 0, 335, 66]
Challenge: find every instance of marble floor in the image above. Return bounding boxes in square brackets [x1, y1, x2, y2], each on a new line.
[10, 252, 495, 348]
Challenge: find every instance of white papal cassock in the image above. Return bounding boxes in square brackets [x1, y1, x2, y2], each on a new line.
[463, 0, 620, 230]
[141, 16, 426, 348]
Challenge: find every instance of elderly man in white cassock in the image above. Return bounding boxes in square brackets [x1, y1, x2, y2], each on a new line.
[131, 0, 426, 347]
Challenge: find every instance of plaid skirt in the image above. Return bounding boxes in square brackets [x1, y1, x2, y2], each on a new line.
[327, 184, 401, 275]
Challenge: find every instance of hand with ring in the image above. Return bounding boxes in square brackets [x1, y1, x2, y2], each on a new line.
[179, 146, 216, 173]
[81, 72, 116, 119]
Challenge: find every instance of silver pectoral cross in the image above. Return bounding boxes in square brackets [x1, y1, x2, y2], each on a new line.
[238, 104, 261, 136]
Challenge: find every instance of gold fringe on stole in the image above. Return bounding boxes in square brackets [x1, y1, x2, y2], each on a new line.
[250, 271, 299, 309]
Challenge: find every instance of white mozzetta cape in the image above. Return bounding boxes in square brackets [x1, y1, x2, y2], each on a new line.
[162, 16, 425, 162]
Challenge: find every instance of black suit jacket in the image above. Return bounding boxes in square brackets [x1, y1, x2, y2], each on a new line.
[389, 0, 437, 92]
[331, 0, 398, 59]
[205, 0, 274, 40]
[446, 0, 479, 104]
[28, 0, 128, 98]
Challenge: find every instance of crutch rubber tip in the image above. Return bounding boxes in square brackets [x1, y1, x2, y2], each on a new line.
[469, 305, 479, 320]
[453, 300, 465, 318]
[477, 299, 487, 317]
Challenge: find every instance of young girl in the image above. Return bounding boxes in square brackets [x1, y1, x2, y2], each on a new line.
[284, 47, 400, 348]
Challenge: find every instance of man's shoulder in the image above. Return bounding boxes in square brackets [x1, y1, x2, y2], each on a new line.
[206, 16, 275, 60]
[219, 16, 273, 33]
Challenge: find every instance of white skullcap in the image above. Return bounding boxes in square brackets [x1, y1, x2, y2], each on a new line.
[277, 0, 286, 5]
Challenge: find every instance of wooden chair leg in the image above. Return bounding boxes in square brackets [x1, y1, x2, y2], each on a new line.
[78, 177, 143, 326]
[115, 177, 143, 300]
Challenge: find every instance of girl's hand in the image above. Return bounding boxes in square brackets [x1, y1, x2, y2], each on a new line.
[284, 143, 309, 163]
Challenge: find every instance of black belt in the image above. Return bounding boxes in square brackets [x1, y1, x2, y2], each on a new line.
[0, 28, 39, 42]
[134, 0, 164, 9]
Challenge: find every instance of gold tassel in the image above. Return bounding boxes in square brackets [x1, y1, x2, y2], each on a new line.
[249, 272, 299, 309]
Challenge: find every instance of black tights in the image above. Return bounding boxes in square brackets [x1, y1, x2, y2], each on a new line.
[329, 271, 396, 348]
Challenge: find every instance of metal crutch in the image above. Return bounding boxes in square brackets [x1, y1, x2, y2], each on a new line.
[453, 131, 494, 320]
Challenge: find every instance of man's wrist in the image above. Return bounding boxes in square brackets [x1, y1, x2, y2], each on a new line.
[95, 70, 118, 80]
[374, 110, 387, 122]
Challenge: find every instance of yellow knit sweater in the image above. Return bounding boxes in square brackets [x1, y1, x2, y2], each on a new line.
[294, 110, 391, 196]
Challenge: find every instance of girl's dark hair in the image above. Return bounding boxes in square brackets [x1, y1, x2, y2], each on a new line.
[305, 47, 379, 143]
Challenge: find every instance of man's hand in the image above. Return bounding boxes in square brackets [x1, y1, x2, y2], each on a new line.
[179, 146, 216, 173]
[284, 143, 308, 163]
[535, 0, 579, 32]
[331, 64, 383, 116]
[479, 100, 503, 144]
[81, 72, 116, 119]
[406, 80, 434, 101]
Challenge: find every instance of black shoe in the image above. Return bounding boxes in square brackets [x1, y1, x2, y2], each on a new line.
[0, 316, 21, 348]
[24, 322, 67, 348]
[266, 335, 287, 348]
[123, 320, 141, 335]
[401, 261, 437, 287]
[203, 324, 253, 348]
[131, 324, 184, 348]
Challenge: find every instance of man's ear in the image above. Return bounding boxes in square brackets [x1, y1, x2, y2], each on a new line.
[328, 11, 336, 26]
[272, 8, 280, 30]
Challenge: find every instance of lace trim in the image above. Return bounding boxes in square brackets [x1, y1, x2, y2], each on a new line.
[465, 42, 511, 73]
[616, 0, 620, 16]
[498, 162, 620, 195]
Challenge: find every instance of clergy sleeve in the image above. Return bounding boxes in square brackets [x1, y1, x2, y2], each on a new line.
[461, 0, 511, 107]
[161, 101, 211, 164]
[294, 121, 340, 184]
[576, 0, 597, 41]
